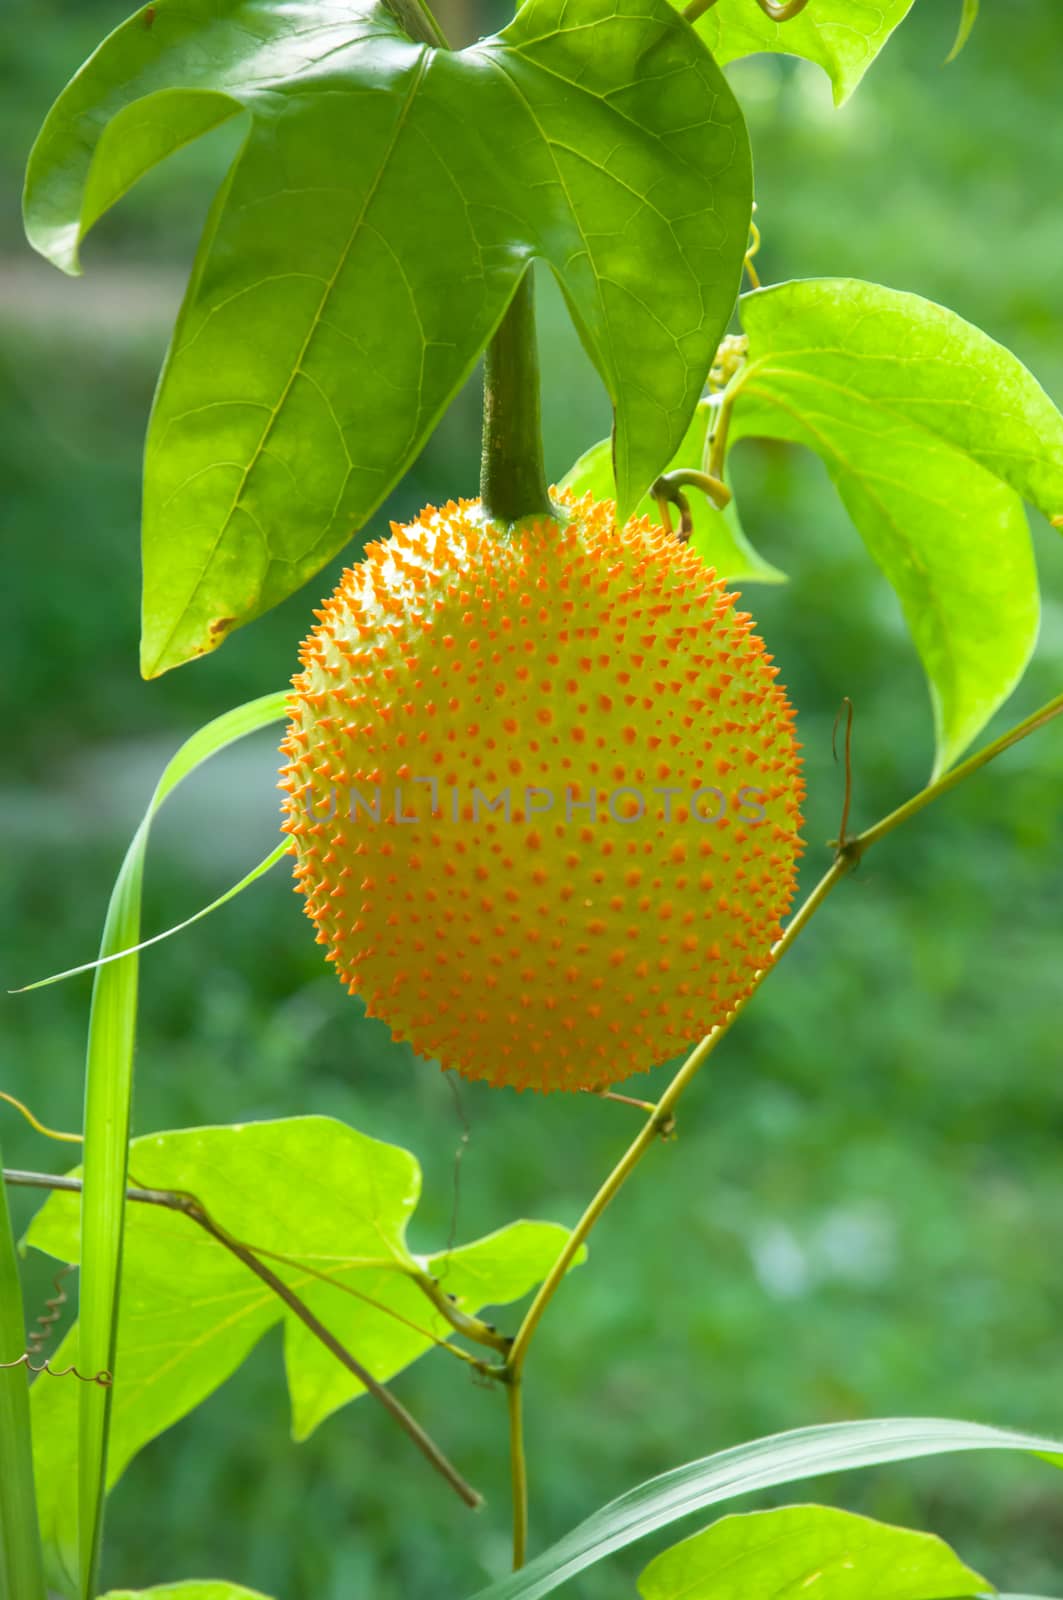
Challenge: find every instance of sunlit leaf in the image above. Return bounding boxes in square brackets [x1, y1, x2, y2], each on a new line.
[468, 1417, 1063, 1600]
[731, 277, 1063, 775]
[101, 1585, 273, 1600]
[637, 1504, 990, 1600]
[26, 1116, 580, 1592]
[693, 0, 915, 106]
[24, 0, 752, 674]
[560, 409, 784, 586]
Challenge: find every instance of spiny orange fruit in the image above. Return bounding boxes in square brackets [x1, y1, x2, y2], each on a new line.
[280, 489, 804, 1092]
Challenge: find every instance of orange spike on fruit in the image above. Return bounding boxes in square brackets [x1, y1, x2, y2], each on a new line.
[282, 490, 804, 1093]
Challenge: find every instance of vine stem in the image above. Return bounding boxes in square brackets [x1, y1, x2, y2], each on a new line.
[507, 1378, 528, 1569]
[504, 686, 1063, 1382]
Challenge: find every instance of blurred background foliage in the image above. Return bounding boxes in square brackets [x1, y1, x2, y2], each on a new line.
[1, 0, 1062, 1596]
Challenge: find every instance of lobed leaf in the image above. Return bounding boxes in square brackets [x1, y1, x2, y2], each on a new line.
[24, 0, 752, 675]
[730, 277, 1063, 775]
[26, 1116, 581, 1590]
[467, 1417, 1063, 1600]
[637, 1504, 990, 1600]
[691, 0, 915, 106]
[560, 408, 784, 586]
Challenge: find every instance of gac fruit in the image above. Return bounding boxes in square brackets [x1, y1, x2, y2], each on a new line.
[280, 490, 804, 1092]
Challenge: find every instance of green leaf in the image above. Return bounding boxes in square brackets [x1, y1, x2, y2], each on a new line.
[732, 277, 1063, 775]
[946, 0, 979, 63]
[692, 0, 915, 106]
[637, 1504, 990, 1600]
[25, 0, 752, 676]
[467, 1417, 1063, 1600]
[101, 1586, 274, 1600]
[66, 692, 289, 1600]
[26, 1116, 581, 1587]
[0, 1158, 47, 1600]
[561, 406, 784, 586]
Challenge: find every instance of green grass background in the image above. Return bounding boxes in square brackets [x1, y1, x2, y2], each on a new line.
[1, 1, 1063, 1595]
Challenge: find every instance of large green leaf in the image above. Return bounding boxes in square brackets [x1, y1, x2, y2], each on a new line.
[730, 278, 1063, 775]
[560, 407, 784, 586]
[692, 0, 915, 105]
[24, 0, 752, 676]
[468, 1417, 1063, 1600]
[637, 1504, 990, 1600]
[26, 1116, 580, 1591]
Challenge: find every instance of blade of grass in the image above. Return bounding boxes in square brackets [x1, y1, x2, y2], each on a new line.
[11, 840, 289, 993]
[469, 1418, 1063, 1600]
[76, 690, 289, 1599]
[0, 1150, 47, 1600]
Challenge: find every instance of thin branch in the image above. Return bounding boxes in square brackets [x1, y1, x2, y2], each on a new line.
[504, 852, 847, 1376]
[832, 697, 855, 847]
[4, 1169, 483, 1510]
[238, 1242, 495, 1374]
[507, 1378, 528, 1569]
[504, 684, 1063, 1379]
[857, 690, 1063, 856]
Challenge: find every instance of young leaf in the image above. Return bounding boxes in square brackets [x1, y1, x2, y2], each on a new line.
[24, 0, 752, 676]
[101, 1586, 274, 1600]
[691, 0, 915, 106]
[637, 1504, 990, 1600]
[946, 0, 980, 63]
[560, 409, 784, 586]
[467, 1417, 1063, 1600]
[26, 1116, 582, 1583]
[731, 278, 1063, 775]
[67, 692, 289, 1600]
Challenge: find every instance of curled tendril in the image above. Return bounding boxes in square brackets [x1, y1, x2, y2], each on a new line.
[0, 1090, 81, 1145]
[651, 468, 732, 543]
[26, 1262, 75, 1358]
[0, 1351, 112, 1387]
[744, 217, 762, 289]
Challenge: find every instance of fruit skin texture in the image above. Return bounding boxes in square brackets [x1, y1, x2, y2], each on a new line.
[280, 490, 804, 1093]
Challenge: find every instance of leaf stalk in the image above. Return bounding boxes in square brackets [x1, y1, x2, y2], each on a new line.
[481, 272, 555, 524]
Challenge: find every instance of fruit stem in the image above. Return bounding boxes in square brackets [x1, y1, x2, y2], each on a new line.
[480, 271, 554, 523]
